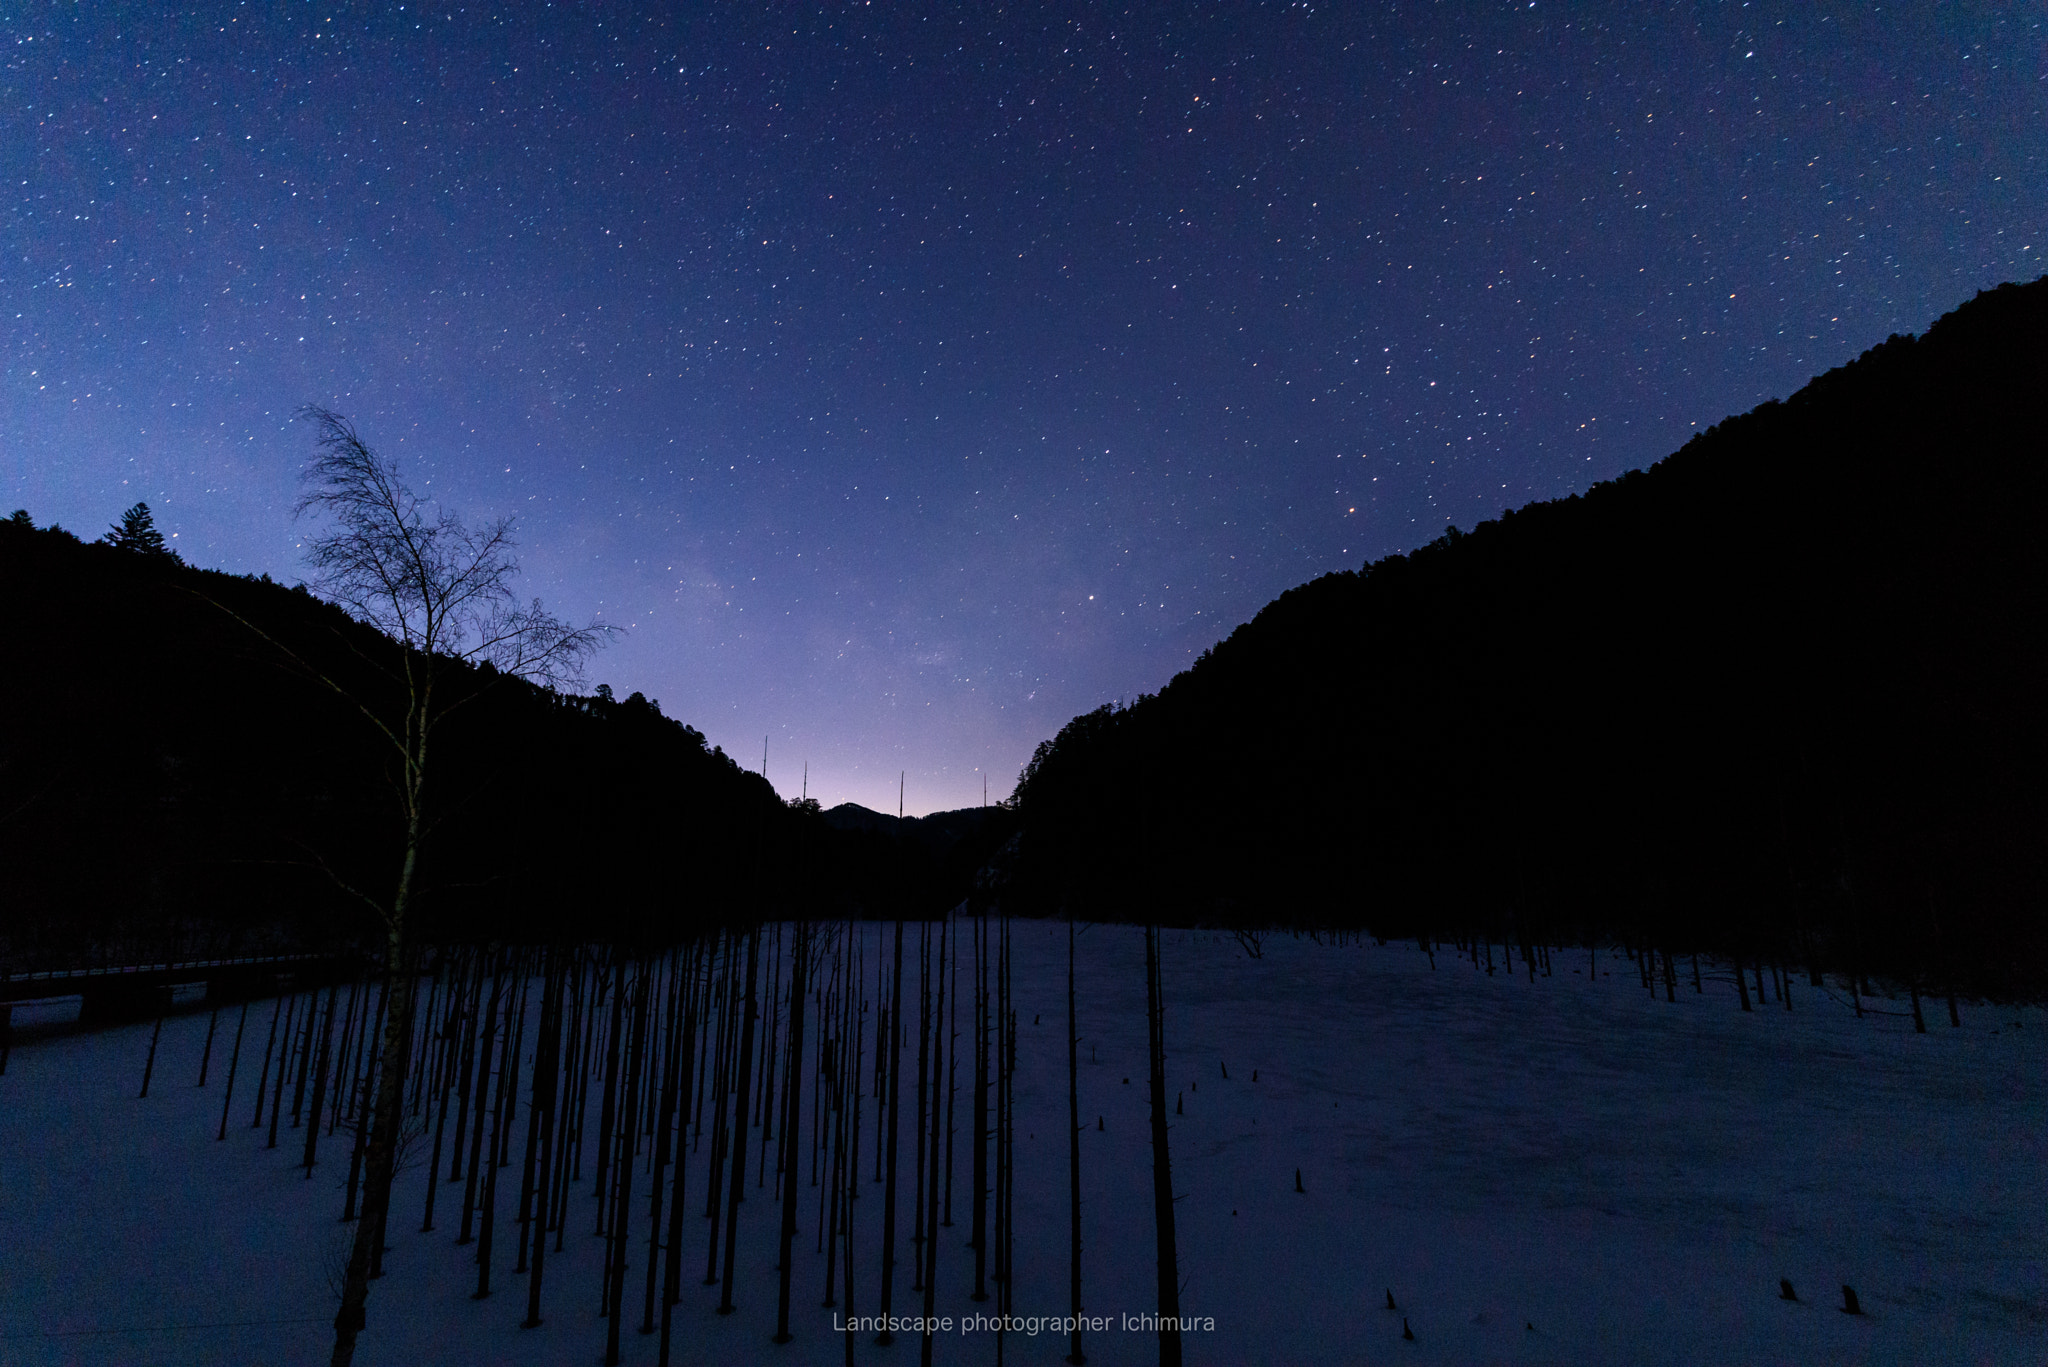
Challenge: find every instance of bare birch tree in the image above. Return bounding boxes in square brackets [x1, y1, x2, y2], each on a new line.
[212, 407, 606, 1367]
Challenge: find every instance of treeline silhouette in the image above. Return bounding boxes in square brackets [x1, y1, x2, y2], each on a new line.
[0, 519, 1009, 969]
[1006, 278, 2048, 1001]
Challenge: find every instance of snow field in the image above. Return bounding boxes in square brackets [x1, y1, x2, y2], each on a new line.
[1, 924, 2042, 1366]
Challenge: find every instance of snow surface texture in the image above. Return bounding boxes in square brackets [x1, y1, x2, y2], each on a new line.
[1, 926, 2042, 1366]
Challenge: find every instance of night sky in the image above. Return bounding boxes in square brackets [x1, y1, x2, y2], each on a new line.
[6, 4, 2040, 814]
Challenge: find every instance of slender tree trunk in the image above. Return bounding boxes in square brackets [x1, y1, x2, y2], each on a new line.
[302, 983, 340, 1174]
[918, 913, 948, 1367]
[514, 962, 552, 1276]
[593, 952, 628, 1234]
[944, 917, 958, 1230]
[267, 993, 299, 1148]
[775, 922, 810, 1343]
[718, 927, 762, 1316]
[876, 917, 906, 1341]
[474, 965, 521, 1299]
[197, 1006, 221, 1086]
[291, 982, 320, 1126]
[328, 904, 422, 1365]
[842, 986, 859, 1367]
[604, 961, 649, 1366]
[758, 928, 783, 1188]
[342, 979, 390, 1221]
[548, 953, 586, 1247]
[911, 920, 931, 1290]
[493, 963, 529, 1171]
[1066, 913, 1087, 1364]
[447, 957, 487, 1186]
[411, 963, 441, 1117]
[457, 965, 503, 1245]
[972, 910, 990, 1301]
[522, 952, 564, 1328]
[640, 950, 685, 1334]
[1145, 925, 1184, 1367]
[421, 958, 464, 1233]
[822, 957, 848, 1304]
[216, 1002, 250, 1141]
[340, 993, 382, 1221]
[138, 1011, 165, 1099]
[327, 976, 362, 1137]
[252, 991, 287, 1129]
[702, 943, 739, 1282]
[657, 945, 701, 1367]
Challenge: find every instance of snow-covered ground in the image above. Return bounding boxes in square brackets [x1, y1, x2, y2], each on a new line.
[2, 925, 2042, 1366]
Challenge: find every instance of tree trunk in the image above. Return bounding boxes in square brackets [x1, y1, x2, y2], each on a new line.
[911, 921, 931, 1290]
[138, 1011, 164, 1099]
[943, 914, 959, 1230]
[252, 991, 287, 1130]
[877, 918, 906, 1341]
[290, 984, 319, 1126]
[971, 908, 990, 1302]
[918, 913, 948, 1367]
[656, 944, 701, 1367]
[592, 953, 628, 1235]
[457, 966, 503, 1245]
[447, 957, 486, 1186]
[302, 983, 340, 1173]
[1145, 925, 1184, 1367]
[328, 920, 420, 1366]
[197, 1006, 221, 1087]
[605, 961, 649, 1365]
[717, 928, 761, 1317]
[640, 950, 685, 1333]
[522, 952, 563, 1327]
[421, 957, 464, 1233]
[1066, 913, 1087, 1364]
[342, 979, 390, 1221]
[216, 1002, 250, 1140]
[775, 922, 810, 1343]
[267, 993, 299, 1148]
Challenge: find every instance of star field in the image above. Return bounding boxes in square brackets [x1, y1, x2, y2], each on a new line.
[5, 2, 2040, 812]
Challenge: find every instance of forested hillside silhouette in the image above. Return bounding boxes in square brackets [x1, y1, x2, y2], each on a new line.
[0, 523, 1004, 968]
[1008, 278, 2048, 999]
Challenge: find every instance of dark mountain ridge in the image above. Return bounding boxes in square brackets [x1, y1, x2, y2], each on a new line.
[0, 524, 981, 969]
[1007, 278, 2048, 999]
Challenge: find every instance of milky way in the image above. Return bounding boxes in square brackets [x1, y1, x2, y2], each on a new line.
[5, 3, 2039, 812]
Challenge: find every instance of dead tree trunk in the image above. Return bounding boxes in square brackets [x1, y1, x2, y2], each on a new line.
[971, 907, 991, 1302]
[216, 1001, 250, 1140]
[302, 982, 340, 1174]
[876, 917, 906, 1342]
[1066, 912, 1087, 1365]
[252, 991, 287, 1130]
[267, 993, 300, 1148]
[197, 1006, 221, 1087]
[138, 1008, 167, 1099]
[918, 913, 949, 1367]
[604, 961, 650, 1365]
[657, 943, 702, 1367]
[911, 921, 931, 1290]
[717, 927, 762, 1317]
[774, 921, 810, 1343]
[457, 965, 504, 1245]
[640, 949, 686, 1333]
[522, 951, 564, 1327]
[592, 952, 628, 1236]
[1145, 924, 1184, 1367]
